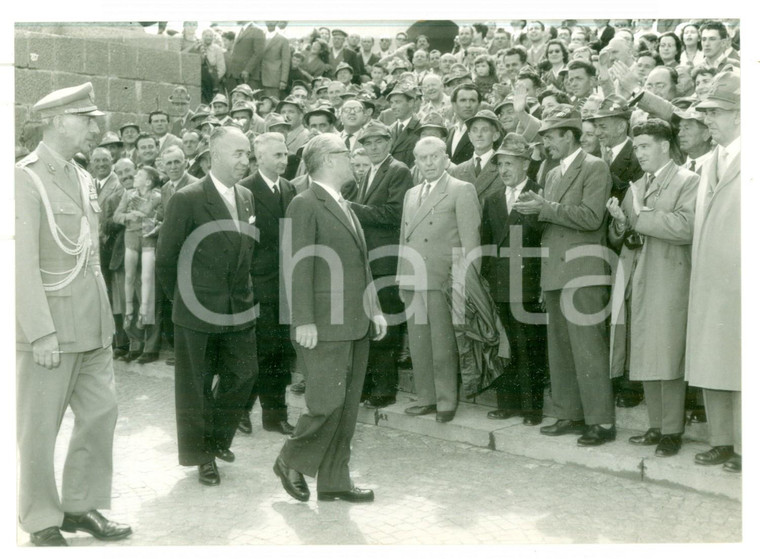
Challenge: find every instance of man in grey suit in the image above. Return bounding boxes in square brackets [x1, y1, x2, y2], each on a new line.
[274, 134, 386, 503]
[260, 22, 292, 98]
[450, 109, 504, 207]
[225, 21, 266, 91]
[397, 137, 481, 423]
[514, 104, 615, 446]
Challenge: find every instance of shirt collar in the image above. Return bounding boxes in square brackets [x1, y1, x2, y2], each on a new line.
[720, 136, 741, 163]
[398, 116, 412, 129]
[422, 173, 445, 191]
[259, 171, 280, 191]
[372, 154, 391, 171]
[686, 148, 715, 168]
[209, 171, 236, 198]
[313, 181, 343, 203]
[474, 149, 494, 168]
[561, 147, 583, 174]
[609, 138, 629, 161]
[507, 178, 528, 192]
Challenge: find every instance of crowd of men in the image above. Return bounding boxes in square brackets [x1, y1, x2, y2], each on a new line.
[16, 18, 741, 546]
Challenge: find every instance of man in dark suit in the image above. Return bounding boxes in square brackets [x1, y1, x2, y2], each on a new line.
[587, 95, 644, 408]
[238, 133, 297, 435]
[446, 83, 481, 164]
[397, 137, 481, 423]
[481, 133, 547, 425]
[387, 86, 421, 168]
[274, 133, 386, 503]
[514, 105, 615, 446]
[329, 29, 363, 84]
[451, 109, 504, 207]
[224, 21, 266, 91]
[149, 110, 184, 160]
[349, 121, 414, 408]
[156, 127, 259, 486]
[259, 22, 292, 98]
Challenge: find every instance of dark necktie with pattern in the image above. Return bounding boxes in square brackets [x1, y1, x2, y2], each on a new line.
[474, 156, 482, 178]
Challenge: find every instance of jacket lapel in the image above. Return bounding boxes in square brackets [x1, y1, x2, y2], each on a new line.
[550, 150, 584, 203]
[406, 174, 450, 236]
[364, 157, 390, 203]
[475, 161, 499, 198]
[203, 177, 241, 248]
[251, 173, 283, 218]
[234, 185, 253, 272]
[313, 183, 362, 249]
[37, 145, 84, 209]
[644, 160, 677, 202]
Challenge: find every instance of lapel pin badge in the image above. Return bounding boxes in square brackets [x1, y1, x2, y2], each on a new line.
[248, 215, 256, 224]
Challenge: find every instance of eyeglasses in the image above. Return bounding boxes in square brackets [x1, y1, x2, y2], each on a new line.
[328, 150, 350, 157]
[341, 106, 363, 114]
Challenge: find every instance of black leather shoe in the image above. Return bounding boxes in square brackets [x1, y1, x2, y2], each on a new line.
[689, 408, 707, 424]
[61, 510, 132, 541]
[540, 419, 586, 436]
[629, 428, 662, 446]
[615, 392, 643, 408]
[198, 460, 220, 485]
[264, 420, 296, 435]
[695, 445, 734, 466]
[436, 411, 455, 423]
[655, 434, 682, 457]
[238, 413, 253, 434]
[318, 487, 374, 502]
[522, 412, 543, 426]
[487, 409, 520, 420]
[577, 424, 616, 446]
[364, 395, 396, 409]
[290, 380, 306, 394]
[30, 526, 68, 546]
[273, 456, 310, 502]
[122, 350, 142, 363]
[113, 347, 129, 359]
[214, 448, 235, 462]
[723, 454, 742, 473]
[405, 405, 436, 416]
[137, 352, 159, 364]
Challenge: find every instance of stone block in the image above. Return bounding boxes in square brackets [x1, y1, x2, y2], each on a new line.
[135, 48, 181, 84]
[51, 71, 90, 91]
[15, 68, 53, 105]
[108, 42, 137, 80]
[15, 105, 30, 137]
[180, 52, 201, 86]
[89, 75, 109, 110]
[15, 33, 29, 68]
[186, 86, 203, 108]
[108, 78, 139, 114]
[54, 36, 86, 74]
[84, 40, 111, 75]
[27, 34, 57, 70]
[138, 81, 163, 114]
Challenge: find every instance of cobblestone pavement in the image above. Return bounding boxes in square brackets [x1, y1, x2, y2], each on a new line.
[26, 366, 741, 546]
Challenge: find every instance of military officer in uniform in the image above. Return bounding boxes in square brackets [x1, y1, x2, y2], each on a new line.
[16, 82, 132, 546]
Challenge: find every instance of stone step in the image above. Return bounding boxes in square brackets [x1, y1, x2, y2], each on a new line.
[285, 390, 740, 501]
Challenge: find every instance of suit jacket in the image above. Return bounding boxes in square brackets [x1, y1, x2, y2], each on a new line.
[96, 171, 125, 267]
[156, 175, 257, 334]
[608, 138, 643, 200]
[239, 171, 296, 302]
[283, 183, 380, 341]
[259, 33, 291, 88]
[446, 126, 475, 165]
[170, 113, 193, 138]
[450, 155, 504, 207]
[481, 179, 544, 304]
[349, 156, 414, 277]
[538, 150, 612, 291]
[15, 143, 114, 352]
[160, 172, 194, 215]
[397, 172, 481, 292]
[291, 173, 311, 195]
[157, 133, 184, 157]
[227, 24, 266, 79]
[389, 116, 420, 169]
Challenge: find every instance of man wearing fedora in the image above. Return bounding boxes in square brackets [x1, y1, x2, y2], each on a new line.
[329, 29, 363, 83]
[387, 85, 421, 168]
[685, 70, 742, 473]
[16, 82, 132, 546]
[119, 122, 140, 164]
[169, 86, 194, 137]
[514, 104, 615, 447]
[481, 133, 547, 425]
[451, 109, 504, 207]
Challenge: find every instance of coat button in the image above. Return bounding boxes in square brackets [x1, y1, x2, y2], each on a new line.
[424, 239, 428, 242]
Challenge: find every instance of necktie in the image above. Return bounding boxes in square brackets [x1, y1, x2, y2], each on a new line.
[272, 182, 280, 197]
[602, 147, 613, 165]
[506, 187, 516, 213]
[338, 196, 356, 232]
[345, 134, 353, 150]
[474, 156, 482, 178]
[418, 182, 431, 207]
[688, 160, 696, 172]
[95, 179, 101, 193]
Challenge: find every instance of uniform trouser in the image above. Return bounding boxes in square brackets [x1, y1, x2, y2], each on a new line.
[244, 300, 292, 422]
[494, 301, 547, 413]
[642, 379, 686, 435]
[401, 289, 460, 412]
[544, 286, 614, 425]
[363, 281, 403, 399]
[17, 347, 118, 534]
[174, 325, 258, 466]
[280, 336, 369, 492]
[703, 389, 742, 454]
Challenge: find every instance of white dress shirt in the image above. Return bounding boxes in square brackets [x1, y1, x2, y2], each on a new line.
[506, 178, 528, 213]
[473, 149, 494, 170]
[209, 171, 239, 225]
[717, 136, 740, 177]
[260, 171, 281, 195]
[609, 138, 629, 163]
[560, 147, 583, 175]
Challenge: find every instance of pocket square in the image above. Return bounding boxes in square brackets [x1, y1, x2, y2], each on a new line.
[248, 215, 256, 224]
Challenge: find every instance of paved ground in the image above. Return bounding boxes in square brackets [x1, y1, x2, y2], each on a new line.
[24, 365, 742, 546]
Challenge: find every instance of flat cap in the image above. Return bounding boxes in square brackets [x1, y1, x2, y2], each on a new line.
[696, 70, 740, 111]
[357, 120, 391, 142]
[495, 132, 531, 159]
[465, 109, 501, 130]
[538, 104, 583, 134]
[211, 93, 230, 106]
[98, 131, 123, 147]
[169, 85, 191, 103]
[32, 82, 104, 119]
[264, 112, 291, 130]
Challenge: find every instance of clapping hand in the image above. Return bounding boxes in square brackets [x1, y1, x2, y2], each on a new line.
[513, 189, 545, 215]
[513, 81, 529, 114]
[606, 197, 627, 226]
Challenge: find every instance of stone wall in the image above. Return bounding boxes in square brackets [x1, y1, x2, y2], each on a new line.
[15, 23, 201, 139]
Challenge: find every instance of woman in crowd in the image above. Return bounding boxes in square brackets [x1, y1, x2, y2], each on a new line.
[540, 39, 569, 92]
[657, 32, 682, 68]
[679, 22, 704, 67]
[302, 38, 332, 79]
